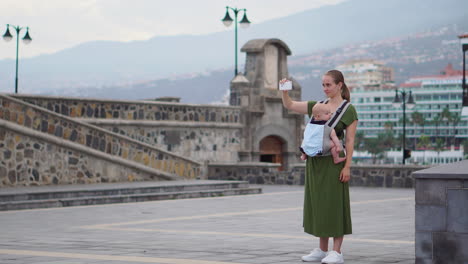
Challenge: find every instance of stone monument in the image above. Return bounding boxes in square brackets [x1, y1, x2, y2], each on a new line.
[230, 39, 303, 170]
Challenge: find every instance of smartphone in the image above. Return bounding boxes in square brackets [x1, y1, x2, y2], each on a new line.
[279, 80, 292, 90]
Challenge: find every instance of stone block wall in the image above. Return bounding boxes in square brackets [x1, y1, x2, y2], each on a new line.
[349, 164, 428, 188]
[207, 162, 290, 184]
[13, 94, 242, 123]
[281, 163, 427, 188]
[11, 94, 244, 164]
[88, 121, 242, 163]
[0, 94, 202, 182]
[414, 160, 468, 264]
[209, 163, 427, 187]
[0, 127, 160, 186]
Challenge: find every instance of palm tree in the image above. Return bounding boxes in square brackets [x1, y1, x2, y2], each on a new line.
[384, 121, 394, 131]
[440, 107, 452, 145]
[417, 135, 431, 164]
[417, 135, 431, 150]
[440, 107, 452, 121]
[431, 113, 442, 140]
[363, 132, 395, 164]
[398, 115, 412, 148]
[463, 140, 468, 159]
[434, 138, 445, 163]
[354, 131, 365, 151]
[411, 111, 424, 146]
[451, 113, 461, 147]
[411, 111, 425, 133]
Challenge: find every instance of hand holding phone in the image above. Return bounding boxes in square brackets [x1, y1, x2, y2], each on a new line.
[279, 79, 292, 90]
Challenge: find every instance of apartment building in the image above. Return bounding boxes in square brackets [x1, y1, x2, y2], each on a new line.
[350, 64, 467, 164]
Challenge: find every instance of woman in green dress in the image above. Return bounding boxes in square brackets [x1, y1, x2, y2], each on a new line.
[281, 70, 358, 264]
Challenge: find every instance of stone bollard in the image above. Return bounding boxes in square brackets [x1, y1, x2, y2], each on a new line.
[414, 160, 468, 263]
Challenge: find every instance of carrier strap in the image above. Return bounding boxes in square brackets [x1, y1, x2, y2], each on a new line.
[326, 100, 350, 128]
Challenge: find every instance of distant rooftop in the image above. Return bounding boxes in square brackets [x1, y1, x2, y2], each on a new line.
[408, 64, 467, 80]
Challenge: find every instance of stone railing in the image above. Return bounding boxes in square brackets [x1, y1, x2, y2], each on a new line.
[12, 94, 242, 123]
[414, 160, 468, 263]
[0, 94, 202, 179]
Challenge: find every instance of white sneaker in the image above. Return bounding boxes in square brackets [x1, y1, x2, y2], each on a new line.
[301, 248, 327, 262]
[321, 250, 344, 263]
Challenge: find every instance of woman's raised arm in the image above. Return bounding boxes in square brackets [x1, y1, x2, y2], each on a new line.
[281, 90, 308, 114]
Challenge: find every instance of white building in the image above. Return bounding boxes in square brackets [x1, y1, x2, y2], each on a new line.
[350, 64, 468, 164]
[337, 59, 394, 89]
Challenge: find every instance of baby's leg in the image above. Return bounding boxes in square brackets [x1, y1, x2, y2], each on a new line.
[329, 130, 346, 164]
[331, 144, 346, 164]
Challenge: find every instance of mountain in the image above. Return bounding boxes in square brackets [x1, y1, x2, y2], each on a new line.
[0, 0, 467, 99]
[47, 23, 463, 104]
[288, 24, 467, 101]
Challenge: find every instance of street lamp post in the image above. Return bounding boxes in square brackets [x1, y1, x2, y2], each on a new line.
[222, 6, 251, 76]
[392, 89, 416, 164]
[2, 24, 32, 94]
[459, 34, 468, 116]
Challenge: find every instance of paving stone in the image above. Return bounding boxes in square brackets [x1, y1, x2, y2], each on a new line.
[0, 185, 415, 264]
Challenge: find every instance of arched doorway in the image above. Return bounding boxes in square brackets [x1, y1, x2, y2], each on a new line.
[259, 135, 284, 171]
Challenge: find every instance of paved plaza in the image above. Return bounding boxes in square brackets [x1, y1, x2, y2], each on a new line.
[0, 184, 415, 264]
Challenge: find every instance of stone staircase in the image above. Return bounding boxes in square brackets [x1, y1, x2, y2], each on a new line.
[0, 180, 262, 211]
[0, 93, 204, 187]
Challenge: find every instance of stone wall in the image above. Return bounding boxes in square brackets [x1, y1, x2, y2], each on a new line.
[0, 94, 203, 183]
[207, 162, 287, 184]
[414, 160, 468, 263]
[10, 94, 244, 164]
[208, 162, 428, 188]
[86, 120, 242, 163]
[12, 94, 242, 123]
[286, 164, 430, 188]
[0, 125, 161, 186]
[349, 164, 429, 188]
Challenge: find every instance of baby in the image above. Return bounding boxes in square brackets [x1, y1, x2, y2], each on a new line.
[300, 103, 346, 164]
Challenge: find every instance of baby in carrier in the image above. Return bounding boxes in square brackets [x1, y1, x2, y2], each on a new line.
[300, 102, 346, 164]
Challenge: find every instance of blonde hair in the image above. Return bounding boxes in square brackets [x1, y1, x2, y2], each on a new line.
[312, 103, 331, 120]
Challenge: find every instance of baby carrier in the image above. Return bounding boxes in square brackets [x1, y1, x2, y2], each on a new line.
[300, 99, 350, 157]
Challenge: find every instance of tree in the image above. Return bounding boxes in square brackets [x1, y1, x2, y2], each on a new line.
[440, 107, 452, 122]
[397, 115, 412, 148]
[417, 135, 431, 150]
[440, 107, 452, 144]
[434, 138, 445, 163]
[463, 140, 468, 159]
[411, 111, 425, 134]
[363, 131, 395, 164]
[417, 135, 431, 164]
[431, 113, 442, 142]
[354, 131, 365, 151]
[384, 121, 394, 130]
[451, 113, 461, 147]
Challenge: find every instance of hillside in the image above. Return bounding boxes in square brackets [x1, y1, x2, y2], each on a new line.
[0, 0, 467, 97]
[39, 23, 464, 104]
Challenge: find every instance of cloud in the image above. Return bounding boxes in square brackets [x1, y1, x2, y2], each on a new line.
[0, 0, 345, 59]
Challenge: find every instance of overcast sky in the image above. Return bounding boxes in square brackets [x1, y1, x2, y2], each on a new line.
[1, 0, 345, 60]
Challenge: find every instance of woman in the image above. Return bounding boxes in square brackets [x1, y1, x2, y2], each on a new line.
[281, 70, 358, 264]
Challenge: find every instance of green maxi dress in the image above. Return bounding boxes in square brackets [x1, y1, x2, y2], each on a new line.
[303, 100, 358, 237]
